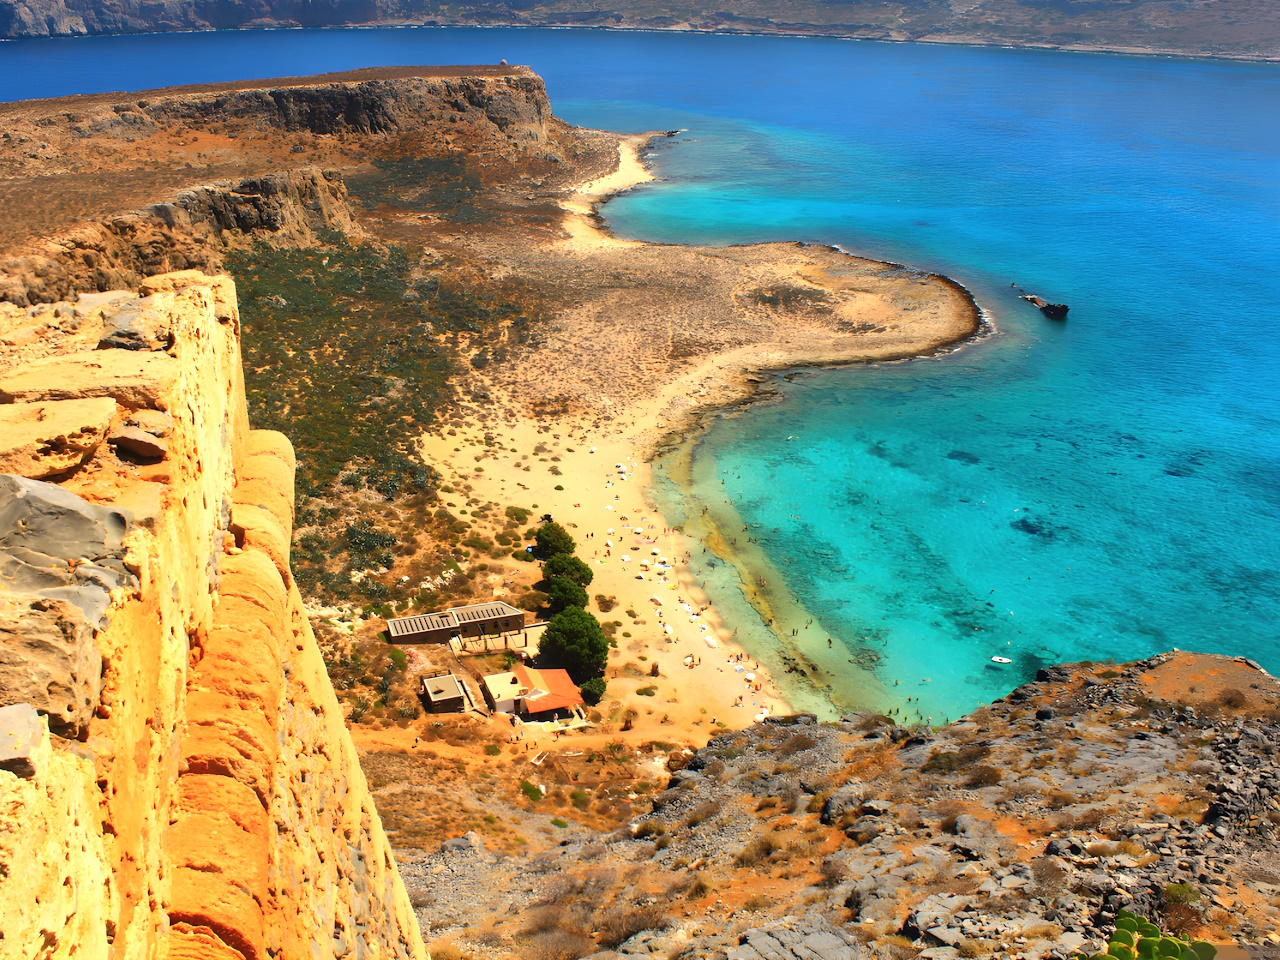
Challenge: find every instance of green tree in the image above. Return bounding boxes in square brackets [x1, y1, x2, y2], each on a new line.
[538, 607, 608, 683]
[543, 553, 594, 588]
[579, 677, 607, 706]
[546, 576, 589, 614]
[534, 521, 576, 559]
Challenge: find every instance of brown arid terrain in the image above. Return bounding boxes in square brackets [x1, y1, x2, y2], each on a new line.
[383, 651, 1280, 959]
[2, 0, 1279, 60]
[2, 67, 1279, 960]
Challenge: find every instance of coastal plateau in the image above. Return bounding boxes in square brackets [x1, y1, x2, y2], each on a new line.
[2, 68, 1278, 960]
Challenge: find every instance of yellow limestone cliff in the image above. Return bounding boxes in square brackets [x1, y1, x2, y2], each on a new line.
[0, 272, 426, 960]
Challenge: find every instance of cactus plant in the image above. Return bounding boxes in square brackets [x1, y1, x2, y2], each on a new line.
[1073, 911, 1216, 960]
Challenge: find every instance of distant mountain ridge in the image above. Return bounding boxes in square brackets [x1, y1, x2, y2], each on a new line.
[3, 0, 1279, 60]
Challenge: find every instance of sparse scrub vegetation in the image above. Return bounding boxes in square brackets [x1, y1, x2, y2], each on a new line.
[735, 834, 781, 867]
[594, 905, 670, 948]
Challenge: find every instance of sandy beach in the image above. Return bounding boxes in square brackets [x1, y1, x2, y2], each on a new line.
[417, 384, 787, 742]
[412, 132, 986, 744]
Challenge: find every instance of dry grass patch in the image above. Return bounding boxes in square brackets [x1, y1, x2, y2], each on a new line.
[735, 834, 782, 868]
[594, 904, 670, 949]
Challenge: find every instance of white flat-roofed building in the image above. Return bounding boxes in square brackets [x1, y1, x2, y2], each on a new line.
[482, 671, 522, 715]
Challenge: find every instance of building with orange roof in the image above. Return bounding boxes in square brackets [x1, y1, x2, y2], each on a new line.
[481, 662, 584, 722]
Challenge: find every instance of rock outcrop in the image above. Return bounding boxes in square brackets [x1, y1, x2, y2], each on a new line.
[0, 271, 425, 960]
[0, 168, 355, 307]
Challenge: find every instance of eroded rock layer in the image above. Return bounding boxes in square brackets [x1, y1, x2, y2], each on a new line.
[0, 271, 425, 960]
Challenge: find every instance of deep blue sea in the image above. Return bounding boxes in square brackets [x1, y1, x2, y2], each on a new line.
[4, 28, 1278, 719]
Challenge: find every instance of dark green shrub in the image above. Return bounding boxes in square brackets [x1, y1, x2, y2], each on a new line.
[543, 554, 594, 588]
[546, 577, 589, 613]
[579, 677, 607, 706]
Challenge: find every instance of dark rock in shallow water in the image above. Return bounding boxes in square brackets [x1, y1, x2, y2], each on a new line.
[1011, 515, 1055, 539]
[946, 450, 980, 465]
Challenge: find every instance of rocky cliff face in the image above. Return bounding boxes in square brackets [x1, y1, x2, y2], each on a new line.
[0, 271, 425, 960]
[0, 168, 355, 307]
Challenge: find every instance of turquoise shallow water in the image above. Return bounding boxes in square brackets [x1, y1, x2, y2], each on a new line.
[3, 29, 1279, 719]
[602, 43, 1280, 719]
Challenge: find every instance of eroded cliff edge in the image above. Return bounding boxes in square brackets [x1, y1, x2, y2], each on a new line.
[0, 272, 426, 960]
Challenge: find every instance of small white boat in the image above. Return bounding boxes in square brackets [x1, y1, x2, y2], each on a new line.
[990, 656, 1012, 664]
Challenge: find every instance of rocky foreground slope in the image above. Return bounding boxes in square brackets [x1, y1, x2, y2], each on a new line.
[0, 273, 425, 960]
[397, 653, 1280, 959]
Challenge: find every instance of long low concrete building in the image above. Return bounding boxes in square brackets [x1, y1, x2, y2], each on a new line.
[386, 600, 529, 644]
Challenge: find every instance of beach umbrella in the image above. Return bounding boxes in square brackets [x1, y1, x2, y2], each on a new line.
[621, 555, 631, 562]
[745, 672, 756, 681]
[606, 539, 613, 547]
[755, 712, 768, 722]
[651, 595, 663, 605]
[634, 527, 645, 535]
[704, 636, 718, 649]
[683, 655, 693, 664]
[651, 548, 660, 555]
[665, 624, 675, 636]
[607, 528, 614, 534]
